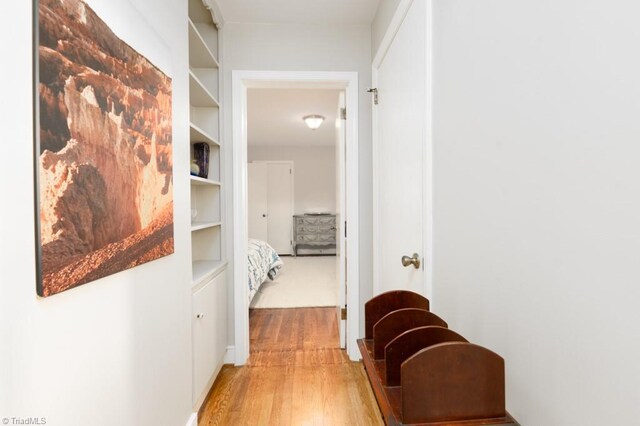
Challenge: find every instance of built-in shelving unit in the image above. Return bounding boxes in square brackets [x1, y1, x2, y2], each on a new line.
[188, 0, 227, 411]
[188, 0, 224, 286]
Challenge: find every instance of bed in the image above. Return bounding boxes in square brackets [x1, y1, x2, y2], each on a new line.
[248, 239, 283, 302]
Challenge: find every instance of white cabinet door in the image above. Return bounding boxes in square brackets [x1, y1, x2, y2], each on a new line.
[374, 0, 427, 294]
[192, 270, 227, 404]
[248, 163, 268, 241]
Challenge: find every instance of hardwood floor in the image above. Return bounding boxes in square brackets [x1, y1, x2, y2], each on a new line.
[199, 308, 383, 426]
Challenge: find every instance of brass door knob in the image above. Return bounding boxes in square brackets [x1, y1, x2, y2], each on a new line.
[401, 253, 421, 269]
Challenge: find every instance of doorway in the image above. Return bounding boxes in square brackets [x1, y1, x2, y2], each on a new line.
[232, 71, 360, 364]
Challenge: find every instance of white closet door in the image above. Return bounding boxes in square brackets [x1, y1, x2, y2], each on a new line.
[374, 0, 427, 294]
[266, 163, 293, 255]
[248, 162, 268, 242]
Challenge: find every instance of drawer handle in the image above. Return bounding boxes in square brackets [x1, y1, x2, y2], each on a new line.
[196, 313, 205, 319]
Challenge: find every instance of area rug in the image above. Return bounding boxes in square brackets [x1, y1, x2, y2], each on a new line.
[250, 255, 338, 308]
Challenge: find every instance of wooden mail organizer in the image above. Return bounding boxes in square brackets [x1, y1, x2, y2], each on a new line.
[357, 290, 518, 426]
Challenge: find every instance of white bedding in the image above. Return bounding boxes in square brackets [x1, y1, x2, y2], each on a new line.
[247, 239, 283, 302]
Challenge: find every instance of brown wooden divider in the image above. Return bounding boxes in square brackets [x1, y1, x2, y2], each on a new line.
[384, 326, 467, 386]
[357, 290, 518, 425]
[372, 309, 447, 359]
[365, 290, 429, 339]
[401, 342, 506, 424]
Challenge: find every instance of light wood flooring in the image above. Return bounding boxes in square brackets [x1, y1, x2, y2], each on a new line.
[199, 308, 383, 426]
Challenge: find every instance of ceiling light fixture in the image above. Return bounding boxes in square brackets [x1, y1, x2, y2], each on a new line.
[303, 115, 325, 130]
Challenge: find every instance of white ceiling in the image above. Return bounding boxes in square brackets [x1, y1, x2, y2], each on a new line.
[216, 0, 381, 25]
[248, 89, 341, 147]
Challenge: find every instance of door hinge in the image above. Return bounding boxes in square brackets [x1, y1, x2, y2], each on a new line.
[290, 169, 292, 174]
[344, 221, 347, 238]
[367, 88, 378, 105]
[341, 307, 347, 320]
[340, 107, 347, 120]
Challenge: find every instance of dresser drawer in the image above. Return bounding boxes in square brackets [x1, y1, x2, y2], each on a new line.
[296, 233, 336, 243]
[318, 233, 336, 243]
[296, 234, 317, 242]
[296, 225, 319, 234]
[316, 216, 336, 226]
[295, 215, 336, 226]
[318, 225, 336, 234]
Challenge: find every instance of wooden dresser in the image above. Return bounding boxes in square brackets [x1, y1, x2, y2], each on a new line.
[292, 214, 337, 256]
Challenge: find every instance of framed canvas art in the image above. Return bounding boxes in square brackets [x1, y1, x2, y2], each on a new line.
[34, 0, 174, 296]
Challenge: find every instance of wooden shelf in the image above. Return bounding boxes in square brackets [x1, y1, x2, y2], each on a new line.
[192, 260, 227, 286]
[191, 221, 222, 232]
[189, 122, 220, 146]
[188, 19, 219, 68]
[189, 70, 219, 108]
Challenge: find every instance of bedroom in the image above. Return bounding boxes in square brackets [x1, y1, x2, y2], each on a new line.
[245, 87, 343, 331]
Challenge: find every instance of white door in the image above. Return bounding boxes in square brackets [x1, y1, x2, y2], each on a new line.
[248, 162, 268, 241]
[336, 92, 347, 348]
[266, 163, 293, 254]
[373, 0, 429, 295]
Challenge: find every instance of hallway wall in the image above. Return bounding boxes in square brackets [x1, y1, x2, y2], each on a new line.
[431, 1, 640, 424]
[248, 146, 337, 215]
[222, 22, 373, 343]
[0, 1, 193, 425]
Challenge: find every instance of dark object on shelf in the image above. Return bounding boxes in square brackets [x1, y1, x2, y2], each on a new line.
[193, 142, 210, 178]
[358, 290, 518, 425]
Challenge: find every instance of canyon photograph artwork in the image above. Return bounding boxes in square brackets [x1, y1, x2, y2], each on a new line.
[36, 0, 174, 296]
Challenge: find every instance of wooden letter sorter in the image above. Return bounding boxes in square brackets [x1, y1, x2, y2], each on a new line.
[357, 290, 518, 425]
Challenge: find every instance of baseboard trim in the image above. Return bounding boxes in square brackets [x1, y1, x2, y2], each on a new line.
[186, 412, 197, 426]
[224, 345, 235, 364]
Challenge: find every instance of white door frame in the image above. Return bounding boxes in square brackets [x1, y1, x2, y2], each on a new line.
[336, 92, 347, 349]
[232, 70, 361, 363]
[372, 0, 434, 300]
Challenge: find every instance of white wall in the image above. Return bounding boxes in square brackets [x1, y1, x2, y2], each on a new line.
[223, 23, 373, 342]
[432, 1, 640, 424]
[248, 146, 337, 215]
[0, 1, 193, 425]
